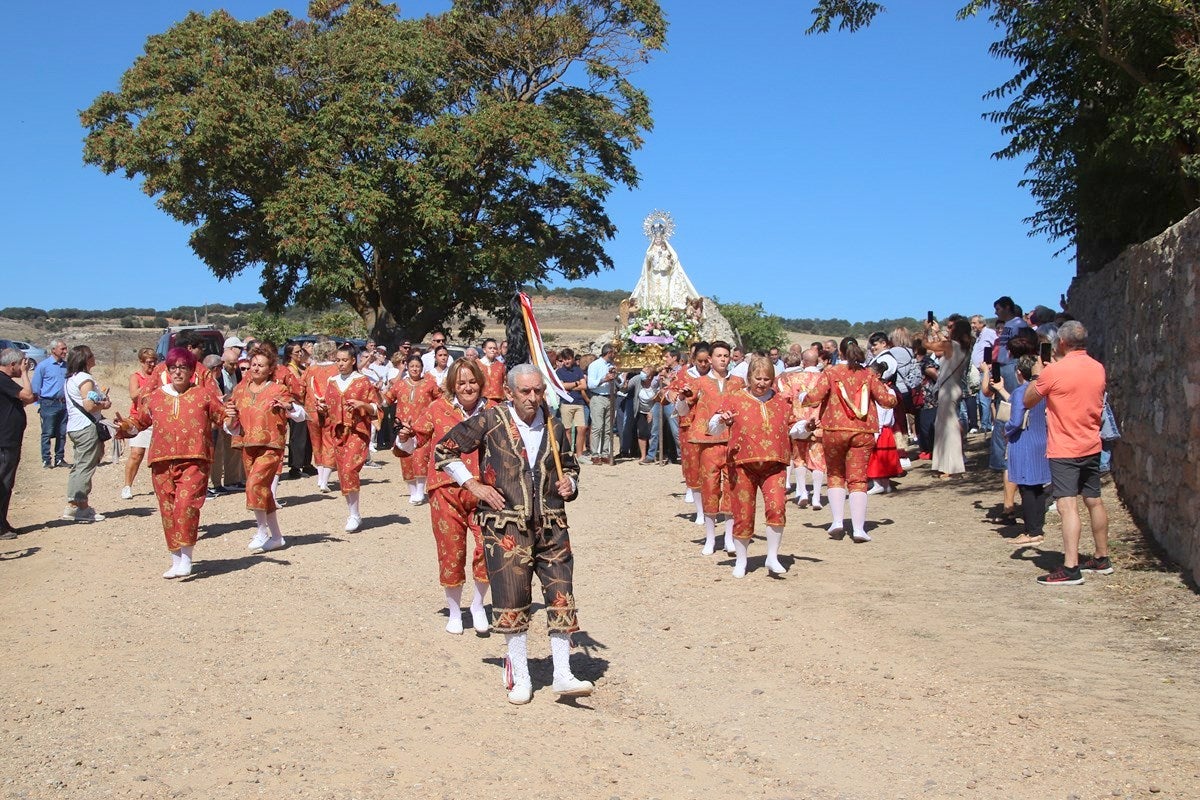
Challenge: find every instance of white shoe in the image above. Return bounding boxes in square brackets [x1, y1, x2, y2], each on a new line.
[866, 484, 886, 496]
[851, 530, 872, 543]
[67, 506, 105, 523]
[247, 530, 270, 551]
[318, 483, 330, 493]
[260, 536, 286, 552]
[765, 558, 788, 575]
[121, 486, 133, 500]
[812, 500, 823, 511]
[507, 682, 533, 705]
[445, 614, 464, 635]
[345, 516, 361, 532]
[470, 606, 489, 633]
[162, 562, 193, 579]
[552, 676, 594, 697]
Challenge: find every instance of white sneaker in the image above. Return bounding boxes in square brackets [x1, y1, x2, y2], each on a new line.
[121, 486, 133, 500]
[552, 676, 594, 697]
[507, 682, 533, 705]
[445, 614, 464, 635]
[318, 483, 331, 493]
[260, 536, 286, 552]
[345, 516, 361, 532]
[63, 506, 105, 523]
[162, 563, 192, 579]
[851, 530, 873, 543]
[866, 484, 886, 496]
[470, 606, 489, 633]
[247, 530, 270, 551]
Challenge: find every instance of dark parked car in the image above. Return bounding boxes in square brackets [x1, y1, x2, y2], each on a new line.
[154, 326, 225, 362]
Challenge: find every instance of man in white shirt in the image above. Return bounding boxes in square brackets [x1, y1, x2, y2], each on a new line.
[970, 314, 998, 433]
[434, 364, 590, 705]
[420, 331, 455, 373]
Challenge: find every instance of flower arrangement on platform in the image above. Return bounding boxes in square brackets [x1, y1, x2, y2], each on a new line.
[621, 307, 698, 353]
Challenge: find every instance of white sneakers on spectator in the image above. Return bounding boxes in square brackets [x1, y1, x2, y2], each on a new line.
[120, 486, 133, 500]
[62, 506, 105, 523]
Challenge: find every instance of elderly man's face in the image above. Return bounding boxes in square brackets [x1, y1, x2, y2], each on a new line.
[52, 343, 67, 360]
[508, 372, 546, 422]
[768, 348, 780, 361]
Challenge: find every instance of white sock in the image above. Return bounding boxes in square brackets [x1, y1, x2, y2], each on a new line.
[684, 487, 694, 504]
[505, 632, 530, 688]
[347, 491, 360, 519]
[265, 512, 283, 540]
[849, 491, 869, 539]
[827, 488, 847, 532]
[253, 510, 269, 537]
[693, 492, 704, 524]
[794, 466, 809, 500]
[701, 515, 716, 555]
[470, 581, 489, 632]
[765, 525, 786, 574]
[178, 546, 193, 573]
[785, 465, 794, 490]
[270, 474, 280, 501]
[723, 517, 735, 554]
[407, 481, 418, 500]
[316, 466, 330, 488]
[731, 537, 748, 578]
[444, 585, 464, 634]
[550, 632, 577, 684]
[813, 471, 826, 505]
[164, 550, 182, 577]
[416, 478, 426, 499]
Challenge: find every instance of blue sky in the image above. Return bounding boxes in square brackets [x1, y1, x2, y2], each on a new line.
[0, 1, 1070, 323]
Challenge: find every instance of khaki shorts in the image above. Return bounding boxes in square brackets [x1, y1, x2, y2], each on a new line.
[559, 403, 586, 430]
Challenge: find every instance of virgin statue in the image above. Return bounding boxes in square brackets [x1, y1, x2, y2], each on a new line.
[630, 210, 700, 311]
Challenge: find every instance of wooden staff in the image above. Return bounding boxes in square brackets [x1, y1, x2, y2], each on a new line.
[545, 402, 565, 481]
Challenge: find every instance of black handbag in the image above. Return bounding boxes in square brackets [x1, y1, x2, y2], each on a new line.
[69, 395, 112, 443]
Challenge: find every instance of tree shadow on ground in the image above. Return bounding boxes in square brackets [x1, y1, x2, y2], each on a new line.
[1009, 545, 1063, 572]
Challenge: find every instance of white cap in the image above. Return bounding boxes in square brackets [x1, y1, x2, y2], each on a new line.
[223, 336, 246, 350]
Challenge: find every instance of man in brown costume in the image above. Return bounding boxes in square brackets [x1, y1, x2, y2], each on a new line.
[434, 364, 592, 704]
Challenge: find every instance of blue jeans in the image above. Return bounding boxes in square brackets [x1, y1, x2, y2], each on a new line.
[1099, 441, 1113, 473]
[658, 402, 680, 460]
[38, 400, 67, 465]
[647, 404, 661, 460]
[978, 393, 993, 432]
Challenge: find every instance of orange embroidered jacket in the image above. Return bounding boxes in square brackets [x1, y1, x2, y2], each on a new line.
[231, 381, 293, 449]
[324, 373, 378, 438]
[669, 368, 702, 429]
[131, 384, 226, 465]
[387, 375, 437, 427]
[719, 389, 794, 466]
[778, 368, 823, 425]
[409, 397, 484, 491]
[686, 373, 745, 445]
[277, 364, 305, 406]
[480, 359, 507, 402]
[804, 364, 896, 434]
[303, 362, 339, 420]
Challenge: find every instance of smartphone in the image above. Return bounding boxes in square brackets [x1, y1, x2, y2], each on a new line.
[982, 348, 993, 366]
[926, 310, 934, 324]
[1040, 342, 1053, 363]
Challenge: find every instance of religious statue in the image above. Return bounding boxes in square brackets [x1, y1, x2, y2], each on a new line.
[630, 210, 700, 312]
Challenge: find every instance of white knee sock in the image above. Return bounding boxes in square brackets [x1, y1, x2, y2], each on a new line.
[701, 515, 716, 555]
[827, 488, 847, 533]
[316, 466, 330, 489]
[693, 492, 704, 524]
[346, 491, 360, 519]
[178, 546, 193, 573]
[765, 525, 786, 574]
[549, 632, 577, 684]
[271, 474, 280, 501]
[253, 510, 269, 537]
[413, 478, 426, 502]
[265, 512, 283, 540]
[723, 517, 735, 554]
[849, 491, 870, 540]
[785, 465, 794, 489]
[470, 581, 489, 633]
[505, 632, 530, 688]
[164, 550, 182, 577]
[731, 537, 748, 578]
[444, 585, 464, 634]
[813, 471, 826, 505]
[794, 466, 809, 501]
[684, 487, 694, 504]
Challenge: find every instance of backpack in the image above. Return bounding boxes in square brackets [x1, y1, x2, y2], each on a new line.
[889, 347, 922, 393]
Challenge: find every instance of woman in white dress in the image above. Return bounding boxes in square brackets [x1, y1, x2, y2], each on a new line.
[926, 319, 974, 478]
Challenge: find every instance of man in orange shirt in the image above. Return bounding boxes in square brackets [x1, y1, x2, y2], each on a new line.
[1022, 321, 1110, 586]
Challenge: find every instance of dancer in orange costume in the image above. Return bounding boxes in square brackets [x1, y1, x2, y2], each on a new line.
[141, 330, 216, 402]
[386, 354, 437, 504]
[318, 345, 378, 532]
[777, 346, 828, 509]
[123, 347, 228, 578]
[228, 346, 306, 552]
[676, 341, 744, 555]
[712, 356, 794, 577]
[666, 342, 711, 524]
[394, 359, 491, 635]
[804, 338, 897, 543]
[478, 338, 507, 404]
[303, 340, 340, 492]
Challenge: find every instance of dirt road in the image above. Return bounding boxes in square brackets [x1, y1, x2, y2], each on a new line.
[1, 422, 1197, 799]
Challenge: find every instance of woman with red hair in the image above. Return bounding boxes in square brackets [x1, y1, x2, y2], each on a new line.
[123, 347, 228, 578]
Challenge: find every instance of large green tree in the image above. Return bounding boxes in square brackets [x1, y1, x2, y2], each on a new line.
[809, 0, 1200, 273]
[82, 0, 665, 343]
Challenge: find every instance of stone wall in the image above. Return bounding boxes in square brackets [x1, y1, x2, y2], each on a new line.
[1069, 209, 1200, 584]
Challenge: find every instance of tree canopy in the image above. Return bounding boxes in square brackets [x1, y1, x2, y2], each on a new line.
[82, 0, 666, 343]
[809, 0, 1200, 272]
